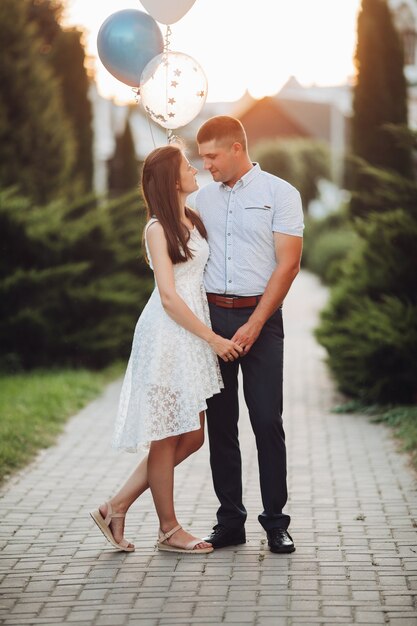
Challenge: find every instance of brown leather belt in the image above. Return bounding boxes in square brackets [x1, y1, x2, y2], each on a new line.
[206, 293, 262, 309]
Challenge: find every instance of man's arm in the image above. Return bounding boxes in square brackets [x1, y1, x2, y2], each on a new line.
[231, 232, 303, 354]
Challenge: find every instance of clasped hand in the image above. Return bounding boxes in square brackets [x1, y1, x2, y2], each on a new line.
[209, 318, 263, 362]
[231, 319, 263, 355]
[209, 335, 243, 362]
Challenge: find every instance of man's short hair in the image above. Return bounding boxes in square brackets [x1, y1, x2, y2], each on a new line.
[197, 116, 247, 151]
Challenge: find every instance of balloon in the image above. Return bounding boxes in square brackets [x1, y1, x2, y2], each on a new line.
[97, 9, 163, 87]
[140, 51, 208, 130]
[140, 0, 196, 25]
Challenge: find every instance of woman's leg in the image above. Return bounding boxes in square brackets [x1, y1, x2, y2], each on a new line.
[147, 419, 211, 550]
[99, 413, 206, 543]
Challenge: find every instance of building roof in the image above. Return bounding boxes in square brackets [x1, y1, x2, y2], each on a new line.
[277, 76, 353, 115]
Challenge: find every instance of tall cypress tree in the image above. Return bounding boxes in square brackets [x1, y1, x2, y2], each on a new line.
[28, 1, 93, 194]
[0, 0, 75, 203]
[51, 29, 94, 193]
[27, 0, 62, 44]
[352, 0, 412, 187]
[108, 117, 139, 196]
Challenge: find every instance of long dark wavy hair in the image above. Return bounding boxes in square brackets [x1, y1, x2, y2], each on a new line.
[141, 145, 207, 264]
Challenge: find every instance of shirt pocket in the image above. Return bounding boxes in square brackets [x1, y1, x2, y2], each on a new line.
[242, 206, 273, 233]
[244, 206, 272, 210]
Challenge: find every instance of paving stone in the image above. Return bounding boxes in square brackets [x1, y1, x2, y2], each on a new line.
[383, 594, 414, 607]
[132, 596, 165, 610]
[66, 610, 99, 622]
[319, 587, 358, 600]
[223, 611, 256, 622]
[24, 580, 55, 593]
[256, 617, 288, 626]
[9, 602, 43, 615]
[38, 606, 69, 619]
[78, 590, 107, 602]
[290, 579, 319, 591]
[322, 605, 353, 618]
[290, 599, 320, 611]
[355, 610, 389, 623]
[198, 584, 229, 598]
[352, 590, 381, 601]
[193, 604, 225, 618]
[50, 584, 83, 597]
[127, 617, 158, 626]
[105, 593, 137, 606]
[95, 614, 127, 626]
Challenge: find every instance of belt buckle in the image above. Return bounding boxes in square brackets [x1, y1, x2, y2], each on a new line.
[222, 295, 235, 308]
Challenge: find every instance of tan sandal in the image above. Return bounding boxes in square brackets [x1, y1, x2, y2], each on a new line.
[90, 502, 135, 552]
[157, 524, 213, 554]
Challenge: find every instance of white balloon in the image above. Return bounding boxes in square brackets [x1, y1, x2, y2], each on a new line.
[140, 51, 207, 130]
[140, 0, 196, 25]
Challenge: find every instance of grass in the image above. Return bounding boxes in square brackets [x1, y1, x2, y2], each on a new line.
[334, 400, 417, 472]
[0, 362, 124, 484]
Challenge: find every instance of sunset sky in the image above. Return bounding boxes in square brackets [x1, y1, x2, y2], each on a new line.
[63, 0, 362, 103]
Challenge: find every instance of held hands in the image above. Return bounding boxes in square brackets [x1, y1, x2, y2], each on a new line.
[209, 334, 243, 362]
[207, 317, 263, 362]
[231, 319, 263, 355]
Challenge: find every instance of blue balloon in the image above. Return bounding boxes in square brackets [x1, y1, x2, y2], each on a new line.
[97, 9, 163, 88]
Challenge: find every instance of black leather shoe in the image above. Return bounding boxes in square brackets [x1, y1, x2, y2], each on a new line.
[266, 528, 295, 554]
[203, 525, 246, 549]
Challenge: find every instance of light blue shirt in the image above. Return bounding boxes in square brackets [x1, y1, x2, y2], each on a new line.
[195, 163, 304, 296]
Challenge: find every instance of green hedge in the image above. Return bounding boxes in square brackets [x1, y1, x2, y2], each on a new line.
[0, 188, 153, 370]
[315, 165, 417, 404]
[302, 208, 360, 285]
[252, 138, 331, 210]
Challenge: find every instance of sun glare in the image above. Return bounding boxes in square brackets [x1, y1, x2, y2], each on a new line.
[63, 0, 361, 103]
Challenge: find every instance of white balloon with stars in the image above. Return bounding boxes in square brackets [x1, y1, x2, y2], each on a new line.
[139, 51, 207, 130]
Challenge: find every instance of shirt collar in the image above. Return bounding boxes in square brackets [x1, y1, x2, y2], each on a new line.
[220, 162, 261, 191]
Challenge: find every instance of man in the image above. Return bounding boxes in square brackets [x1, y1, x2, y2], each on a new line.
[195, 116, 303, 554]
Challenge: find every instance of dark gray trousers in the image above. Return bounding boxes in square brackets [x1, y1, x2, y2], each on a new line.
[206, 303, 290, 531]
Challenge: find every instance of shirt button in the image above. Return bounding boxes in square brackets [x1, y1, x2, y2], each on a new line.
[227, 233, 231, 236]
[228, 257, 231, 260]
[228, 280, 232, 283]
[229, 211, 232, 214]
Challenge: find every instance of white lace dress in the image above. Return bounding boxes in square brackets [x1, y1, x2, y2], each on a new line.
[112, 219, 223, 452]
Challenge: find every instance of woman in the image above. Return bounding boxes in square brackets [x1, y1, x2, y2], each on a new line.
[90, 145, 242, 554]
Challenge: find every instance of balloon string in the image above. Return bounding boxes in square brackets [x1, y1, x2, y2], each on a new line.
[146, 112, 157, 149]
[164, 25, 171, 143]
[164, 25, 172, 53]
[164, 29, 178, 145]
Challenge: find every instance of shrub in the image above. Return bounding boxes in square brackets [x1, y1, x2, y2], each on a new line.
[302, 207, 360, 285]
[306, 227, 360, 285]
[253, 138, 331, 211]
[0, 188, 153, 370]
[316, 181, 417, 404]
